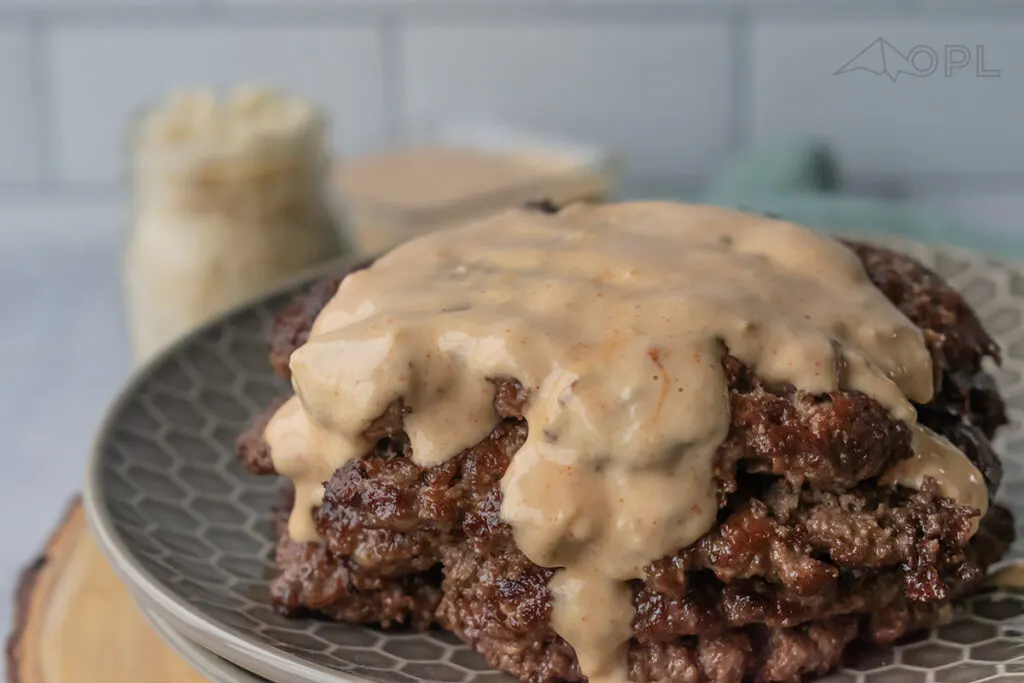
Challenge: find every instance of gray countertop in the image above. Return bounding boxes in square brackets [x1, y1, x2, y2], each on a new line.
[0, 242, 131, 649]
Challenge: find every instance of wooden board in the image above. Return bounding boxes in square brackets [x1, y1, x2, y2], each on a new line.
[6, 497, 208, 683]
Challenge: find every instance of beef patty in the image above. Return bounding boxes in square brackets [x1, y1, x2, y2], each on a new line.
[237, 239, 1014, 683]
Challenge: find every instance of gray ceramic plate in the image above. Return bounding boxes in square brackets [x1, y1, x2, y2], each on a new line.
[85, 241, 1024, 683]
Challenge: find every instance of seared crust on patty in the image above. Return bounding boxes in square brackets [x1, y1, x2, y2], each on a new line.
[236, 240, 1015, 683]
[269, 496, 442, 629]
[437, 508, 1010, 683]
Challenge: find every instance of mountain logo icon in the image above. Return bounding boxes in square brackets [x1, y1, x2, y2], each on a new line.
[833, 38, 930, 81]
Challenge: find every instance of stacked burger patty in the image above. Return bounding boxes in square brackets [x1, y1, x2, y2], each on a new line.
[236, 235, 1015, 683]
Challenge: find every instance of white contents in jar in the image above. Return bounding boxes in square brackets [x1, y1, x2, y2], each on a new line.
[124, 85, 348, 366]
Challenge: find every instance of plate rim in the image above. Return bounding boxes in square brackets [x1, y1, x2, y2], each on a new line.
[138, 594, 267, 683]
[81, 232, 1023, 682]
[83, 253, 371, 683]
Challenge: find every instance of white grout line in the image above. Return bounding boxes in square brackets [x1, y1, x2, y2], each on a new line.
[0, 1, 896, 26]
[4, 173, 1024, 201]
[0, 0, 1019, 24]
[0, 222, 123, 251]
[909, 0, 1024, 14]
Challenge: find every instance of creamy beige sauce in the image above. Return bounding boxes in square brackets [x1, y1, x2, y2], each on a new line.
[266, 201, 989, 683]
[885, 425, 989, 521]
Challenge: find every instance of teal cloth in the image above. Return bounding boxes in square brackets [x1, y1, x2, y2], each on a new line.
[660, 139, 1020, 260]
[706, 138, 841, 197]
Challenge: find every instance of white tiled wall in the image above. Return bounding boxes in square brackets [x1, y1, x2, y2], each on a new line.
[401, 22, 733, 181]
[752, 21, 1024, 176]
[50, 25, 387, 186]
[1, 2, 1023, 248]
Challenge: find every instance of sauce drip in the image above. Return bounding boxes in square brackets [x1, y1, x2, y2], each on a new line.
[885, 425, 989, 525]
[266, 201, 988, 683]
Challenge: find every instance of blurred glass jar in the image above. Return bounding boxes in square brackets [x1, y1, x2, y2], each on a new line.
[124, 86, 350, 367]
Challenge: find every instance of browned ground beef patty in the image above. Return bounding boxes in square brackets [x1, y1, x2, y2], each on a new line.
[237, 239, 1015, 683]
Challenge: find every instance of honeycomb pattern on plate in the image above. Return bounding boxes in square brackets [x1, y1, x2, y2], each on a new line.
[94, 241, 1024, 682]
